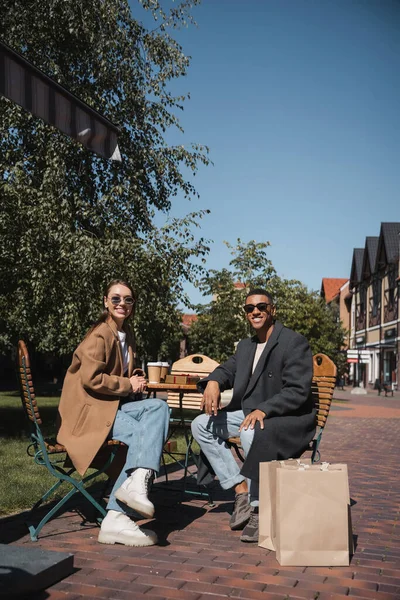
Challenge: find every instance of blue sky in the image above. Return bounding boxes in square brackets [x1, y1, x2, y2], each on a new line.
[137, 0, 400, 304]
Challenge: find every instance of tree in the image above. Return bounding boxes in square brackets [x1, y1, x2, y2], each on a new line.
[189, 239, 345, 366]
[133, 211, 210, 362]
[268, 277, 346, 368]
[0, 0, 210, 357]
[188, 268, 246, 362]
[189, 239, 276, 362]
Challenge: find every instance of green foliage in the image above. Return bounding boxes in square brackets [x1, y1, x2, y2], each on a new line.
[189, 239, 346, 367]
[189, 239, 276, 362]
[226, 239, 276, 287]
[134, 211, 210, 361]
[0, 0, 210, 358]
[189, 268, 247, 362]
[268, 277, 346, 366]
[0, 390, 197, 515]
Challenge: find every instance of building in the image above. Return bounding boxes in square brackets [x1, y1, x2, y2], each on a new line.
[179, 314, 198, 358]
[320, 278, 351, 348]
[349, 223, 400, 389]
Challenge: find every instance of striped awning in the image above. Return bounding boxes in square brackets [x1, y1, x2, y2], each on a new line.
[0, 40, 121, 161]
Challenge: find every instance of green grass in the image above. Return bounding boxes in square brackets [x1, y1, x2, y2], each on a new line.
[0, 391, 66, 516]
[0, 391, 192, 516]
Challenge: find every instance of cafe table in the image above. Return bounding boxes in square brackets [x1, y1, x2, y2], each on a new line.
[146, 382, 213, 503]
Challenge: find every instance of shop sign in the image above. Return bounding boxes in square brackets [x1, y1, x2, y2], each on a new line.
[384, 328, 396, 339]
[347, 349, 369, 364]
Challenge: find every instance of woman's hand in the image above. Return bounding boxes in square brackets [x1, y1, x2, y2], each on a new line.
[130, 374, 147, 393]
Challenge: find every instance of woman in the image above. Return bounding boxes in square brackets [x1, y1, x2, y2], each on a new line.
[57, 279, 170, 547]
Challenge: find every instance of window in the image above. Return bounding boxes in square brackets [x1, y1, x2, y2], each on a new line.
[369, 276, 381, 326]
[384, 266, 398, 322]
[356, 284, 367, 330]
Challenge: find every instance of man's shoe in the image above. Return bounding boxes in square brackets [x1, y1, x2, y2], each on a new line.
[240, 507, 259, 543]
[115, 468, 155, 518]
[98, 510, 157, 547]
[229, 492, 252, 530]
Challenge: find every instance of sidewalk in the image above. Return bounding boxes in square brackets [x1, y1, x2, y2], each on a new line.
[1, 393, 400, 600]
[331, 387, 400, 418]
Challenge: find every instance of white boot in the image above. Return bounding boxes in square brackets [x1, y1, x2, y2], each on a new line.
[98, 510, 157, 547]
[115, 468, 155, 518]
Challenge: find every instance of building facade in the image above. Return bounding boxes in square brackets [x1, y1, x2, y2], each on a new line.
[320, 278, 351, 349]
[349, 223, 400, 389]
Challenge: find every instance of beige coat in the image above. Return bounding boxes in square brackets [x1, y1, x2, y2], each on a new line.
[57, 317, 136, 475]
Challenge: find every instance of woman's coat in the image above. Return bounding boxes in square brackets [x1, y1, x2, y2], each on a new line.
[57, 318, 135, 475]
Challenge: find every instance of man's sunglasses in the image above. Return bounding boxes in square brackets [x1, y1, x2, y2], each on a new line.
[108, 295, 135, 306]
[243, 302, 272, 314]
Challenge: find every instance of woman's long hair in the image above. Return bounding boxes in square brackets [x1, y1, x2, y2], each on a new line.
[85, 279, 136, 338]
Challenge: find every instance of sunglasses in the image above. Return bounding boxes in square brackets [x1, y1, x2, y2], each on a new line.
[109, 295, 135, 306]
[243, 302, 272, 314]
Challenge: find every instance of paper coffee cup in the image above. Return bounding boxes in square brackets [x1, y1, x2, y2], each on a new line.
[160, 362, 169, 382]
[147, 362, 162, 383]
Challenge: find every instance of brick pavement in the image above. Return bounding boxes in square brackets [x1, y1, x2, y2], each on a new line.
[1, 393, 400, 600]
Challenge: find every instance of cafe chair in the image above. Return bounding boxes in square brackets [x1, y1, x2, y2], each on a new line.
[165, 354, 219, 501]
[306, 353, 337, 462]
[17, 340, 125, 541]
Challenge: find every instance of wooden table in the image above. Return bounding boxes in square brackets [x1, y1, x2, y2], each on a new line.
[146, 382, 199, 394]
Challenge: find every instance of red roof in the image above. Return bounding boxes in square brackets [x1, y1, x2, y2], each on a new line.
[181, 313, 198, 334]
[321, 278, 348, 303]
[182, 314, 198, 327]
[233, 282, 246, 290]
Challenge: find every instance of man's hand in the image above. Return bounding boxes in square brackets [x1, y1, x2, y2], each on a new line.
[239, 409, 266, 431]
[201, 381, 221, 416]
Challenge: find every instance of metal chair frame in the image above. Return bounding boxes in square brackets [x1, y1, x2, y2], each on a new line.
[159, 396, 214, 504]
[17, 341, 122, 541]
[164, 355, 220, 503]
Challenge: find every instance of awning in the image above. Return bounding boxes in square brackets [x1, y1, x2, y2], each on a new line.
[365, 344, 397, 350]
[0, 40, 121, 161]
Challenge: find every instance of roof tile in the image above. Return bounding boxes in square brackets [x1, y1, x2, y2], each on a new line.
[321, 278, 348, 303]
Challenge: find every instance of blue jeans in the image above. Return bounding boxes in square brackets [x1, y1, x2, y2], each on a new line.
[107, 398, 170, 514]
[191, 410, 259, 505]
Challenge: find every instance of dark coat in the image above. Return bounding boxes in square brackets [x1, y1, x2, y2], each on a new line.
[198, 321, 316, 482]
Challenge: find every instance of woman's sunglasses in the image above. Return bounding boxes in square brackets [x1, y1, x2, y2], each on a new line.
[243, 302, 272, 314]
[109, 295, 135, 306]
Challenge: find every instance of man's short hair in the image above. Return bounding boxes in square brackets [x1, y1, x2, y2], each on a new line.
[246, 288, 274, 304]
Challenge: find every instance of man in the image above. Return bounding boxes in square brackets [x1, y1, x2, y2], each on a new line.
[191, 288, 316, 543]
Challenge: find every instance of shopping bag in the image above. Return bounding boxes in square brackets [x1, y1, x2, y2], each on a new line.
[275, 463, 351, 566]
[258, 458, 312, 551]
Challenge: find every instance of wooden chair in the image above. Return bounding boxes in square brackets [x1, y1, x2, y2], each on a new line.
[165, 354, 219, 501]
[306, 353, 337, 462]
[227, 352, 337, 464]
[166, 354, 220, 411]
[17, 340, 125, 541]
